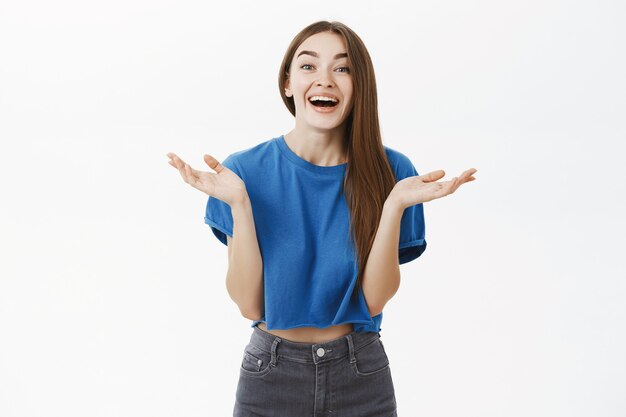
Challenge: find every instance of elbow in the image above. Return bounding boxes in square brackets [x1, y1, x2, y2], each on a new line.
[367, 288, 399, 317]
[369, 309, 381, 318]
[233, 296, 263, 321]
[365, 287, 400, 318]
[241, 306, 263, 321]
[368, 303, 383, 317]
[226, 274, 264, 320]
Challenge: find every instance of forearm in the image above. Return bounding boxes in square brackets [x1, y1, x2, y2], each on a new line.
[361, 199, 404, 316]
[226, 196, 264, 319]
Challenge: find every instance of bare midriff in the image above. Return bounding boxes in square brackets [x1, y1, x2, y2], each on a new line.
[257, 322, 355, 344]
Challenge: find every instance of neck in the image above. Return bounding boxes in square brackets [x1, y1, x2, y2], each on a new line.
[284, 128, 348, 166]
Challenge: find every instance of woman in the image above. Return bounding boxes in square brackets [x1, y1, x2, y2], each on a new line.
[167, 20, 477, 417]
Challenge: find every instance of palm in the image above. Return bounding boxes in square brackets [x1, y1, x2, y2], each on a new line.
[167, 152, 247, 206]
[390, 168, 477, 208]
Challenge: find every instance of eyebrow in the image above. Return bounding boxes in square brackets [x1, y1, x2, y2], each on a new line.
[297, 50, 348, 60]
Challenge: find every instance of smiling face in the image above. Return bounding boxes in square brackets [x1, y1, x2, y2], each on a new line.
[285, 31, 354, 132]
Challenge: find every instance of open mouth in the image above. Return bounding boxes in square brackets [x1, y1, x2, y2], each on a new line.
[308, 96, 339, 108]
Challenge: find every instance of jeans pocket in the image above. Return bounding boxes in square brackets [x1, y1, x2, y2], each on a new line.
[240, 344, 275, 378]
[350, 337, 390, 378]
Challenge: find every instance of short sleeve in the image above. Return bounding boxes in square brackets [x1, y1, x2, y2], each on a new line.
[203, 154, 239, 246]
[394, 153, 427, 264]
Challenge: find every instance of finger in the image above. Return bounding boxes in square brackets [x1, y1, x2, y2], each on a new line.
[172, 157, 190, 182]
[169, 154, 185, 169]
[420, 169, 446, 183]
[449, 177, 459, 193]
[204, 154, 224, 173]
[457, 169, 471, 181]
[179, 164, 190, 183]
[460, 174, 476, 184]
[454, 169, 474, 185]
[167, 153, 183, 166]
[184, 163, 196, 185]
[188, 165, 200, 182]
[447, 177, 473, 197]
[174, 157, 193, 181]
[451, 174, 476, 192]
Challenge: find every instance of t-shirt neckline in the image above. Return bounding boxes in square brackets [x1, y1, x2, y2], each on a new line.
[274, 134, 347, 175]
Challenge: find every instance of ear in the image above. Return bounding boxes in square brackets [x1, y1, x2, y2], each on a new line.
[284, 76, 291, 97]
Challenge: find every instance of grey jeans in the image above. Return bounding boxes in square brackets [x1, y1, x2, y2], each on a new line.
[233, 323, 398, 417]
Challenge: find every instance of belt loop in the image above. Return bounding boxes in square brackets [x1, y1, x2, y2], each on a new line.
[270, 337, 281, 366]
[346, 333, 356, 364]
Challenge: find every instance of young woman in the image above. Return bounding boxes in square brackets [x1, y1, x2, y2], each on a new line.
[167, 20, 477, 417]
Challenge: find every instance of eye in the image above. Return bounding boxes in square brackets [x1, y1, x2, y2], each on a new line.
[299, 64, 350, 73]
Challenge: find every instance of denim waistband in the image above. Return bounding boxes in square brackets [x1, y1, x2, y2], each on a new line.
[249, 323, 381, 365]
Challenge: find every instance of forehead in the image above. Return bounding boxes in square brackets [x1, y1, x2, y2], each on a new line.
[295, 32, 348, 58]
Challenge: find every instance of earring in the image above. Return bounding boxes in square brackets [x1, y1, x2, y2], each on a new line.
[285, 89, 292, 97]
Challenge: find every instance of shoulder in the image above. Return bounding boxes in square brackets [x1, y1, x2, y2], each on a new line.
[383, 144, 418, 180]
[220, 136, 277, 173]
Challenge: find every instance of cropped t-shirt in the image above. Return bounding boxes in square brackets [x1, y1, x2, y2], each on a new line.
[204, 134, 427, 333]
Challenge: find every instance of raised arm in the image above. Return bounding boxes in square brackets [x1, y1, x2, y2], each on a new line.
[166, 152, 264, 320]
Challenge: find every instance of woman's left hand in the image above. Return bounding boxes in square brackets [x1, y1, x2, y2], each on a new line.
[387, 168, 478, 209]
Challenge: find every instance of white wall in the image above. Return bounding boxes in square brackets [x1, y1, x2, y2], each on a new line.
[1, 0, 624, 416]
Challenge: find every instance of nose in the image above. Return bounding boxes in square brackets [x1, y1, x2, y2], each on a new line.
[315, 78, 335, 88]
[315, 67, 337, 88]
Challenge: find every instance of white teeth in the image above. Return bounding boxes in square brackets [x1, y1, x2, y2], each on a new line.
[309, 95, 338, 102]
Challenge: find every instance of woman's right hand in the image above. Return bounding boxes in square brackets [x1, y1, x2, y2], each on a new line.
[167, 152, 248, 206]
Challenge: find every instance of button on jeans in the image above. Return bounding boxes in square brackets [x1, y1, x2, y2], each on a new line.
[233, 323, 398, 417]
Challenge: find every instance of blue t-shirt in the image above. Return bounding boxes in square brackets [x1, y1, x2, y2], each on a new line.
[204, 134, 427, 333]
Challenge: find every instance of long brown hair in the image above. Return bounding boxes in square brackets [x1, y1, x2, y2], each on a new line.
[278, 21, 397, 304]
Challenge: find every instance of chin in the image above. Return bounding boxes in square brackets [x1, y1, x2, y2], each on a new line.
[308, 121, 344, 131]
[307, 114, 346, 127]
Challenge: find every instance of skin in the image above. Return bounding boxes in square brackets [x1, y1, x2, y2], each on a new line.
[166, 31, 478, 344]
[389, 168, 477, 209]
[282, 31, 353, 167]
